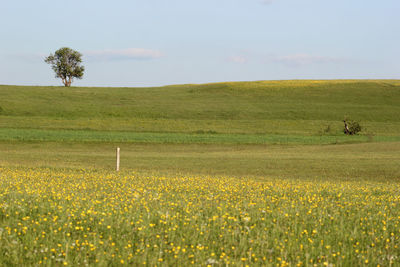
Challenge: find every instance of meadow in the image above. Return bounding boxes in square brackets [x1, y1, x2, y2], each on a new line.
[0, 80, 400, 265]
[1, 142, 400, 181]
[0, 168, 399, 266]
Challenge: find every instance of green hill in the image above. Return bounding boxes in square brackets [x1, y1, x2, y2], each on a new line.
[0, 80, 400, 143]
[1, 80, 400, 179]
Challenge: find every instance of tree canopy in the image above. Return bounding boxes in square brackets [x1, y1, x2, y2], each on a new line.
[45, 47, 85, 87]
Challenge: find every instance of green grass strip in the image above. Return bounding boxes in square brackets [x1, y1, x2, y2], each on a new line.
[1, 128, 399, 145]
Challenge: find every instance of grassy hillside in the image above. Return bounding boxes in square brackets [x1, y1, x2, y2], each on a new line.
[1, 80, 400, 138]
[1, 80, 399, 179]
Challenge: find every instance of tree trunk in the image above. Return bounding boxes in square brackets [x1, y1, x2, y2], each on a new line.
[62, 77, 72, 87]
[62, 78, 68, 87]
[67, 77, 72, 87]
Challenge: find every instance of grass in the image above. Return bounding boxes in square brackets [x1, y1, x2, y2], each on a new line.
[1, 142, 399, 181]
[1, 80, 400, 136]
[1, 128, 400, 145]
[0, 80, 400, 265]
[0, 79, 399, 180]
[0, 168, 399, 266]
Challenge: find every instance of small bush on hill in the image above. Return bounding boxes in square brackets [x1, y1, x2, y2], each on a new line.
[343, 119, 361, 135]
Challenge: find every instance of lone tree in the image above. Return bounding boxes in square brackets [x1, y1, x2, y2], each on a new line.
[45, 47, 85, 87]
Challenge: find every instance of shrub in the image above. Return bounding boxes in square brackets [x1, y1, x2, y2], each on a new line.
[343, 119, 361, 135]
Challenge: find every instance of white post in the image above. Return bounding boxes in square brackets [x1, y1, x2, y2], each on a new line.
[116, 147, 120, 171]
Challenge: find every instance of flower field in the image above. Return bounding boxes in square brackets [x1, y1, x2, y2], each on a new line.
[0, 168, 399, 266]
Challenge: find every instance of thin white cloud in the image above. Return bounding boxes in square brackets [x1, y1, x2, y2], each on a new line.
[273, 54, 341, 66]
[85, 48, 163, 61]
[260, 0, 275, 4]
[227, 55, 248, 64]
[6, 53, 47, 63]
[6, 48, 164, 63]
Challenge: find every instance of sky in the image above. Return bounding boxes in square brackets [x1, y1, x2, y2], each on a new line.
[0, 0, 399, 87]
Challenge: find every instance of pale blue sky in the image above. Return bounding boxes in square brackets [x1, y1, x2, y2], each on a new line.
[0, 0, 399, 87]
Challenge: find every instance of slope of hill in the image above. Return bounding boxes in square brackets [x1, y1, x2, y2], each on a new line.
[0, 80, 399, 140]
[1, 80, 400, 179]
